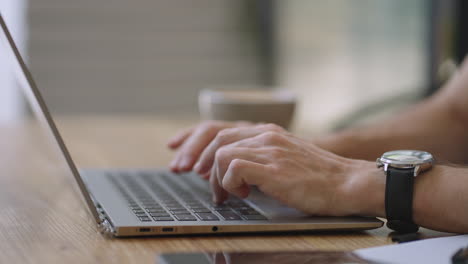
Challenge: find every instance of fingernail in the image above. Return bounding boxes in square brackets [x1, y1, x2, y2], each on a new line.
[170, 165, 179, 173]
[180, 156, 193, 170]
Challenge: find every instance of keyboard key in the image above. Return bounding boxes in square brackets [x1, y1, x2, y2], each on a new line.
[160, 199, 178, 203]
[170, 210, 191, 215]
[144, 205, 163, 210]
[242, 215, 267, 220]
[135, 212, 148, 216]
[191, 208, 212, 213]
[139, 216, 152, 222]
[174, 214, 197, 221]
[196, 213, 219, 221]
[149, 212, 170, 217]
[185, 201, 203, 205]
[153, 216, 174, 221]
[142, 204, 161, 208]
[226, 200, 248, 207]
[235, 206, 253, 211]
[161, 198, 179, 202]
[212, 207, 232, 211]
[237, 209, 261, 215]
[133, 209, 145, 214]
[187, 204, 206, 209]
[218, 211, 242, 221]
[166, 206, 186, 210]
[163, 203, 182, 208]
[147, 209, 167, 213]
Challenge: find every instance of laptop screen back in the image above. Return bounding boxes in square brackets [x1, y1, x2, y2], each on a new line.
[0, 13, 100, 222]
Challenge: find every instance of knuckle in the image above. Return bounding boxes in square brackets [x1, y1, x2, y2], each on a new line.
[215, 129, 233, 144]
[228, 159, 244, 173]
[214, 147, 231, 163]
[260, 131, 274, 141]
[260, 131, 283, 144]
[263, 123, 283, 132]
[268, 163, 282, 175]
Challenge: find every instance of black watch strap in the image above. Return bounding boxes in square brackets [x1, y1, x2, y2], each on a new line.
[385, 167, 419, 233]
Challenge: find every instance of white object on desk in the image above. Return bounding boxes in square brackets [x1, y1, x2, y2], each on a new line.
[355, 234, 468, 264]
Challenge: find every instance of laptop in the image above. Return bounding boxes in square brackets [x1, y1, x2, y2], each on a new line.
[0, 14, 382, 237]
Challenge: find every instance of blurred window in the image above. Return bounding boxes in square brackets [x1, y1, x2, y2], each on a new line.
[276, 0, 429, 132]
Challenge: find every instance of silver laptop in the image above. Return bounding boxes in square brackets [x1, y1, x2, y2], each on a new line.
[0, 14, 382, 237]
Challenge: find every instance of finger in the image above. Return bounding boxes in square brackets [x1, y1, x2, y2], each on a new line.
[167, 127, 194, 149]
[194, 128, 259, 174]
[169, 154, 182, 172]
[168, 127, 195, 172]
[201, 171, 210, 180]
[210, 162, 229, 204]
[194, 133, 276, 174]
[227, 135, 264, 148]
[222, 159, 270, 200]
[194, 124, 282, 174]
[213, 147, 269, 188]
[175, 123, 222, 171]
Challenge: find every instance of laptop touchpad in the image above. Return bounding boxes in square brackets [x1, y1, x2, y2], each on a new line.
[245, 188, 307, 220]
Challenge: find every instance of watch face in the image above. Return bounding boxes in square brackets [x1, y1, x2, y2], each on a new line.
[380, 150, 433, 165]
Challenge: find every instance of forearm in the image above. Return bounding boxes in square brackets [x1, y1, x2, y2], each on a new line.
[316, 94, 468, 163]
[348, 161, 468, 233]
[412, 164, 468, 233]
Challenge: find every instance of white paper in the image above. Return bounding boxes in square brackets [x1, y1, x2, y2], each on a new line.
[355, 235, 468, 264]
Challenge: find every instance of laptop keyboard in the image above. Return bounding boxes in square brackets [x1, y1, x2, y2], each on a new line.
[107, 171, 267, 222]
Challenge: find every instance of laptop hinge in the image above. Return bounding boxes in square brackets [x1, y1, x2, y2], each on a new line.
[98, 216, 116, 238]
[89, 192, 117, 238]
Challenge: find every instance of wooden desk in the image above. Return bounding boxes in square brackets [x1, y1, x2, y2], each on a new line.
[0, 116, 451, 263]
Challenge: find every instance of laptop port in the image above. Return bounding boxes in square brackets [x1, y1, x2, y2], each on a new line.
[212, 226, 218, 232]
[162, 227, 174, 232]
[139, 228, 151, 232]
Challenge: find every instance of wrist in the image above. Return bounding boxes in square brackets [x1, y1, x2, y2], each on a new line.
[340, 160, 386, 217]
[316, 131, 378, 161]
[315, 132, 354, 157]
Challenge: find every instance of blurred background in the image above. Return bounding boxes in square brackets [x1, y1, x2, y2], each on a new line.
[0, 0, 466, 134]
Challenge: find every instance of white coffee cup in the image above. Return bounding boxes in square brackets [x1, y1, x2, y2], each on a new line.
[198, 88, 297, 129]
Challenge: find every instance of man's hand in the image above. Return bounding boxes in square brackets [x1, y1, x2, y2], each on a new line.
[206, 126, 384, 216]
[167, 121, 287, 175]
[167, 121, 252, 173]
[169, 122, 385, 217]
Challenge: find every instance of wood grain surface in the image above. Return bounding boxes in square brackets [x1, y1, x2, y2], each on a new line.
[0, 116, 452, 264]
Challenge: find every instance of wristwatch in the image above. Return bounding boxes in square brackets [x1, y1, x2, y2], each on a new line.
[376, 150, 434, 233]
